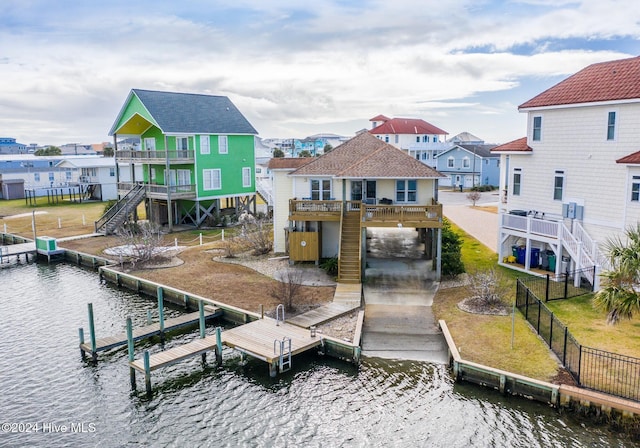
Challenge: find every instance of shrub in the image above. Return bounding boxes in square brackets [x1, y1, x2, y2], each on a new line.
[441, 218, 465, 278]
[320, 257, 339, 276]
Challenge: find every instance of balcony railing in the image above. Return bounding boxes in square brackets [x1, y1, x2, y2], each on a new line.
[288, 199, 442, 227]
[118, 181, 196, 199]
[115, 149, 195, 163]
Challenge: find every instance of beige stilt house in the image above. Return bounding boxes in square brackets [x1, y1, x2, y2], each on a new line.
[269, 132, 446, 283]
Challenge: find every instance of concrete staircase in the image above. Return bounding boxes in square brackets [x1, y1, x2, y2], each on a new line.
[338, 211, 361, 283]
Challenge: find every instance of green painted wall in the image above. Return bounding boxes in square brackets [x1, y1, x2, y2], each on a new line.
[114, 94, 157, 132]
[141, 127, 165, 149]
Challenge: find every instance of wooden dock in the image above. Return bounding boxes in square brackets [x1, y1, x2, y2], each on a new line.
[0, 242, 36, 262]
[80, 307, 221, 355]
[130, 317, 323, 393]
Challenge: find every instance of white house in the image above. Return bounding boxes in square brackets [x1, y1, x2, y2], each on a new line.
[493, 56, 640, 288]
[56, 157, 120, 200]
[368, 115, 450, 167]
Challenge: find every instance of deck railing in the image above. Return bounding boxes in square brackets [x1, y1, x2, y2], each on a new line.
[118, 182, 196, 198]
[362, 204, 442, 222]
[289, 200, 342, 213]
[116, 149, 195, 162]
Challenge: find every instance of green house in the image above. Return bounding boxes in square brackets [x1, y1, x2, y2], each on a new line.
[104, 89, 258, 233]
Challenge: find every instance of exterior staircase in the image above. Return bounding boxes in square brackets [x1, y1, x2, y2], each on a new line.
[338, 210, 361, 283]
[94, 184, 146, 235]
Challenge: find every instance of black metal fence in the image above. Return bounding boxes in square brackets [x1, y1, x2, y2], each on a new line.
[516, 279, 640, 402]
[518, 266, 595, 302]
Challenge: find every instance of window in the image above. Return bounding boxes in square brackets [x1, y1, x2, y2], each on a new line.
[151, 168, 156, 182]
[416, 136, 420, 143]
[311, 179, 331, 200]
[218, 135, 228, 154]
[34, 173, 40, 182]
[532, 116, 542, 141]
[423, 135, 428, 143]
[396, 180, 417, 202]
[447, 157, 454, 168]
[65, 169, 72, 181]
[176, 137, 188, 150]
[422, 152, 428, 160]
[513, 169, 521, 196]
[242, 167, 251, 187]
[109, 168, 115, 177]
[395, 135, 399, 144]
[463, 157, 470, 168]
[632, 176, 640, 201]
[553, 170, 564, 201]
[384, 135, 389, 143]
[607, 111, 616, 141]
[49, 172, 54, 182]
[433, 136, 437, 142]
[144, 138, 155, 151]
[203, 169, 221, 190]
[200, 135, 210, 154]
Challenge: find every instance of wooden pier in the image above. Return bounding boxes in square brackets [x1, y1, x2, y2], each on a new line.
[0, 242, 36, 262]
[80, 307, 221, 356]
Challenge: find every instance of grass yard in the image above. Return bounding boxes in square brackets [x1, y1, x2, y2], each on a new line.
[434, 221, 561, 381]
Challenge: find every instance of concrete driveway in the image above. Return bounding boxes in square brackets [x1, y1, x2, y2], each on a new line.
[361, 228, 448, 363]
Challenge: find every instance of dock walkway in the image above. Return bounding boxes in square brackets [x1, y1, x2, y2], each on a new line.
[0, 242, 36, 261]
[287, 283, 361, 328]
[81, 308, 221, 355]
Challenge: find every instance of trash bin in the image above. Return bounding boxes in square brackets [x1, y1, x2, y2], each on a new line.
[516, 246, 526, 265]
[540, 250, 549, 270]
[512, 245, 518, 258]
[561, 256, 570, 273]
[530, 248, 540, 268]
[509, 210, 528, 216]
[547, 251, 556, 272]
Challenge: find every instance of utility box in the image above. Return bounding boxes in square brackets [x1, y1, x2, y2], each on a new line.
[36, 236, 57, 252]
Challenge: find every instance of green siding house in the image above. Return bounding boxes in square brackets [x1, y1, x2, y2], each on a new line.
[107, 89, 258, 232]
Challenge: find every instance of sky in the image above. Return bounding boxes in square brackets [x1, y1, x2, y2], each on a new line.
[1, 0, 640, 146]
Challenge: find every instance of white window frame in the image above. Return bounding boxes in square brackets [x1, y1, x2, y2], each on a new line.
[553, 170, 565, 201]
[532, 116, 542, 142]
[218, 135, 228, 154]
[242, 167, 251, 188]
[203, 168, 221, 190]
[310, 178, 331, 200]
[151, 168, 156, 182]
[631, 175, 640, 202]
[463, 157, 470, 168]
[513, 168, 522, 196]
[176, 137, 188, 151]
[200, 135, 210, 154]
[396, 179, 417, 203]
[607, 111, 617, 141]
[144, 137, 156, 151]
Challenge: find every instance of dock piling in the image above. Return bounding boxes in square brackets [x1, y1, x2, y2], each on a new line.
[87, 303, 97, 360]
[157, 287, 165, 342]
[143, 351, 152, 395]
[78, 328, 86, 360]
[146, 310, 152, 326]
[127, 318, 136, 390]
[215, 327, 223, 365]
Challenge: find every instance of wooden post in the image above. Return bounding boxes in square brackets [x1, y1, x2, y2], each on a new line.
[157, 287, 165, 341]
[199, 301, 205, 339]
[127, 317, 136, 390]
[215, 327, 223, 365]
[269, 361, 277, 378]
[78, 327, 86, 360]
[146, 310, 152, 326]
[143, 350, 152, 395]
[87, 303, 97, 360]
[260, 304, 264, 319]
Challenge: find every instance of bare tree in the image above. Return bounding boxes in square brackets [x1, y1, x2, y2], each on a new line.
[115, 222, 165, 269]
[271, 268, 304, 311]
[239, 213, 273, 255]
[466, 191, 482, 206]
[467, 269, 510, 307]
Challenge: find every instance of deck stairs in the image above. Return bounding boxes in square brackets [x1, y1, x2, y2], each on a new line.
[338, 210, 361, 284]
[94, 184, 146, 235]
[256, 178, 273, 206]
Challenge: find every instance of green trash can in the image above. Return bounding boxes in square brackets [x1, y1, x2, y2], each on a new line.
[547, 251, 556, 272]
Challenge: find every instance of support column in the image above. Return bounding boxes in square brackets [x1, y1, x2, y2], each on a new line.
[164, 135, 173, 232]
[436, 227, 442, 279]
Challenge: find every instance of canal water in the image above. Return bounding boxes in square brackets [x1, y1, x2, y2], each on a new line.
[1, 261, 637, 447]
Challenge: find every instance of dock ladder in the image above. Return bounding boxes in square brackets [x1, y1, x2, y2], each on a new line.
[275, 304, 285, 326]
[274, 337, 292, 373]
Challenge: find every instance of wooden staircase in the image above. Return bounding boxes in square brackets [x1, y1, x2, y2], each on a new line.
[338, 210, 361, 283]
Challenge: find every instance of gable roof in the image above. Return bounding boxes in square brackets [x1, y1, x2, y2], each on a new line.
[616, 151, 640, 164]
[369, 114, 391, 122]
[56, 157, 115, 168]
[519, 56, 640, 109]
[490, 137, 532, 153]
[438, 144, 497, 158]
[268, 158, 313, 170]
[369, 117, 447, 136]
[290, 132, 445, 179]
[109, 89, 258, 136]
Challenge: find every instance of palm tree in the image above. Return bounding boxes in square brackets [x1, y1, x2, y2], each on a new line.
[593, 224, 640, 324]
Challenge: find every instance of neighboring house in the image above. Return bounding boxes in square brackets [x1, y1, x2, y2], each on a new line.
[55, 157, 119, 201]
[107, 89, 258, 233]
[59, 143, 97, 155]
[435, 144, 499, 188]
[0, 137, 28, 155]
[269, 132, 445, 284]
[293, 137, 324, 156]
[448, 132, 485, 146]
[493, 56, 640, 287]
[368, 115, 450, 167]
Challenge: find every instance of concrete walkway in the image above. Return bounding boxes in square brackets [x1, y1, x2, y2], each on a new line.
[443, 204, 498, 252]
[361, 228, 448, 363]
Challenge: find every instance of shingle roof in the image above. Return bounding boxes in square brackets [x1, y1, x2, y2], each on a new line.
[369, 114, 391, 122]
[111, 89, 258, 135]
[458, 144, 498, 158]
[616, 151, 640, 164]
[490, 137, 532, 153]
[519, 56, 640, 109]
[268, 158, 313, 170]
[369, 117, 447, 135]
[290, 132, 445, 179]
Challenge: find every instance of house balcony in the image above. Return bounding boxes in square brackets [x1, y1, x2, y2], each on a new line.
[115, 149, 195, 163]
[118, 182, 197, 200]
[289, 199, 442, 228]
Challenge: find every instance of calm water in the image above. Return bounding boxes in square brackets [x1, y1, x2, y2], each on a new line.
[0, 261, 637, 447]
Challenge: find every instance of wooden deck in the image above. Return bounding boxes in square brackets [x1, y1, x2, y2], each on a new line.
[130, 336, 219, 372]
[81, 308, 221, 354]
[221, 318, 323, 363]
[0, 242, 36, 260]
[287, 283, 361, 328]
